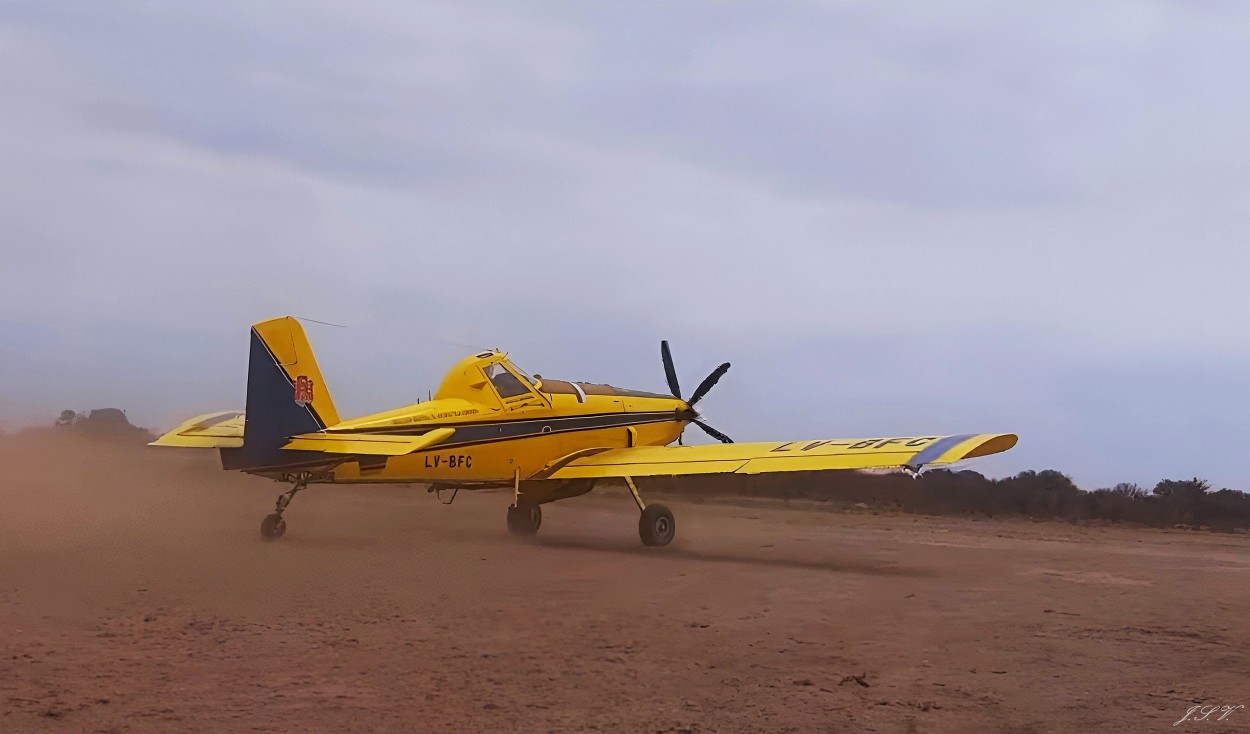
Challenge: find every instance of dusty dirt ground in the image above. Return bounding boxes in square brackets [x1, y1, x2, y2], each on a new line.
[2, 433, 1248, 733]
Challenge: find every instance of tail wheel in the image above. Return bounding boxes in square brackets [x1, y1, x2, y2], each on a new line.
[507, 503, 542, 536]
[639, 503, 675, 546]
[260, 513, 287, 539]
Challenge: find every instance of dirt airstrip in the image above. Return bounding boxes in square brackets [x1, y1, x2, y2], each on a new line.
[1, 432, 1247, 733]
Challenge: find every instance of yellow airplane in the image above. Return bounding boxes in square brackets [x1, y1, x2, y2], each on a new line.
[152, 317, 1018, 546]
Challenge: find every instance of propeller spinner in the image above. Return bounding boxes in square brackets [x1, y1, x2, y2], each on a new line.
[661, 340, 733, 444]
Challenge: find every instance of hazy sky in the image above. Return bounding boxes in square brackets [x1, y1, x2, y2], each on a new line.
[2, 1, 1249, 490]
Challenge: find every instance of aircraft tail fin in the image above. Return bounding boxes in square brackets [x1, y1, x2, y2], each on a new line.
[222, 316, 342, 471]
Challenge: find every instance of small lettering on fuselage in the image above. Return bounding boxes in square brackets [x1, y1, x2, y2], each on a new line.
[769, 437, 938, 453]
[424, 454, 473, 469]
[412, 409, 480, 422]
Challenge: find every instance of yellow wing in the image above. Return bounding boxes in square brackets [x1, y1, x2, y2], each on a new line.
[540, 433, 1017, 480]
[282, 427, 455, 456]
[149, 411, 245, 448]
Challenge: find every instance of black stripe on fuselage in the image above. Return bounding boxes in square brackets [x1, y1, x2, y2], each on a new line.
[341, 410, 680, 451]
[345, 409, 678, 433]
[233, 412, 683, 473]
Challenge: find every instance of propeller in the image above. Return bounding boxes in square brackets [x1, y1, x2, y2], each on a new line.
[688, 362, 729, 407]
[660, 340, 733, 444]
[661, 340, 682, 399]
[692, 419, 732, 444]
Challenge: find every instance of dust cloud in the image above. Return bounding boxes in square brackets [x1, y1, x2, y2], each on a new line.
[2, 431, 1247, 732]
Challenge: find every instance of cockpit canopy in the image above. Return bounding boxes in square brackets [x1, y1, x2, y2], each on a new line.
[482, 361, 532, 398]
[435, 350, 671, 405]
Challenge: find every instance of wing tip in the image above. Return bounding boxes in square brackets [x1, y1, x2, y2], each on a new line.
[956, 433, 1019, 461]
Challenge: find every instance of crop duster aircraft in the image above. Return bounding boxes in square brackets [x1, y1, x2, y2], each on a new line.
[151, 317, 1018, 546]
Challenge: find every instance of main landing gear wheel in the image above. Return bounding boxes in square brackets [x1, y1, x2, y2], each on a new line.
[639, 503, 675, 547]
[260, 513, 287, 539]
[507, 503, 542, 536]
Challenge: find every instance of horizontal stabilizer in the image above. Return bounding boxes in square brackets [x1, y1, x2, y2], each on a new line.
[541, 433, 1018, 480]
[282, 427, 455, 456]
[149, 411, 245, 448]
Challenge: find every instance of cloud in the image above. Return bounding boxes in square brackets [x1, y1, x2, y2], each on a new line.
[1, 1, 1249, 490]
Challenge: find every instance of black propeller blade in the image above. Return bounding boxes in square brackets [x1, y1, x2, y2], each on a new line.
[688, 362, 730, 408]
[693, 419, 733, 444]
[661, 340, 734, 444]
[661, 340, 682, 399]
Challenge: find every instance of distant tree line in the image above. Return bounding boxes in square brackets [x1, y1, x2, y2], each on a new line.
[53, 408, 155, 443]
[648, 469, 1250, 532]
[34, 409, 1250, 531]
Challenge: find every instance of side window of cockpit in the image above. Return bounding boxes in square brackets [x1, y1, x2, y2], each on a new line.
[484, 363, 530, 398]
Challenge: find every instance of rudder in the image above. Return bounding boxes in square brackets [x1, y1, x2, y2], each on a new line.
[221, 316, 342, 471]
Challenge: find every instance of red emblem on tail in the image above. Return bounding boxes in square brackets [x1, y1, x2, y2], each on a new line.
[294, 375, 315, 406]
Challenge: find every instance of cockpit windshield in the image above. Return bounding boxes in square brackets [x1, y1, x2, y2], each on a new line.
[512, 364, 538, 386]
[484, 362, 531, 398]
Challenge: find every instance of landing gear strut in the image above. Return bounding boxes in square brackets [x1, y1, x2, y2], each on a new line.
[261, 475, 308, 540]
[626, 477, 675, 547]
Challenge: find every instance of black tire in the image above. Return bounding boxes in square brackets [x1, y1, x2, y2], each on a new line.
[506, 503, 542, 536]
[260, 513, 287, 539]
[639, 503, 675, 547]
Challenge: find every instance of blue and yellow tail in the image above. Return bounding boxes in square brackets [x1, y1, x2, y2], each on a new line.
[215, 317, 340, 470]
[154, 316, 435, 470]
[143, 316, 343, 470]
